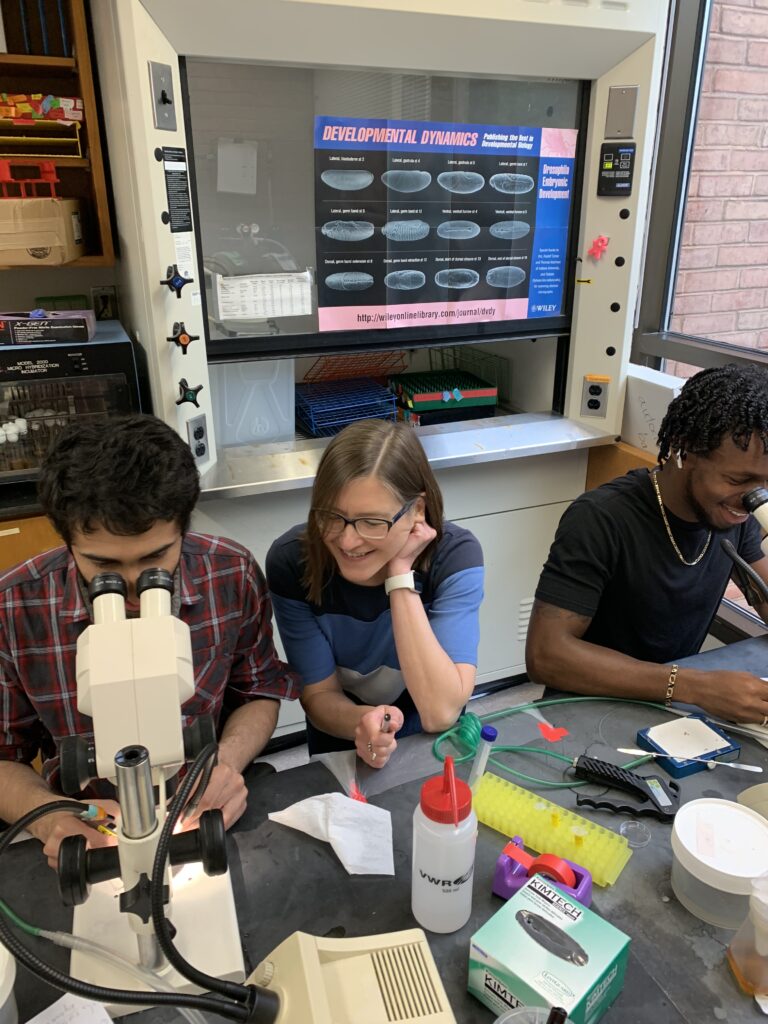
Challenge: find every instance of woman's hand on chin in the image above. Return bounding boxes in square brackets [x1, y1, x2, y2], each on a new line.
[387, 521, 437, 576]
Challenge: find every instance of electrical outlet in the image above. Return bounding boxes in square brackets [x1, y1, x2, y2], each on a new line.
[186, 413, 208, 464]
[581, 375, 610, 417]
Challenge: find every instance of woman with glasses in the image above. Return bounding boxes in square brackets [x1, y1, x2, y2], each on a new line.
[266, 418, 484, 768]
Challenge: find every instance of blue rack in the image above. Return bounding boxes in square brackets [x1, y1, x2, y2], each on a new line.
[295, 378, 397, 437]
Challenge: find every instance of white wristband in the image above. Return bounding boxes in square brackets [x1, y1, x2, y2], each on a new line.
[384, 571, 416, 595]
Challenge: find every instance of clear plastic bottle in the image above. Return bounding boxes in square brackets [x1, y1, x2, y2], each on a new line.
[411, 755, 477, 933]
[726, 872, 768, 995]
[468, 724, 498, 789]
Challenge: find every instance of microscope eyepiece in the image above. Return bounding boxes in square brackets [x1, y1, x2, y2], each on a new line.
[742, 486, 768, 514]
[136, 567, 174, 597]
[88, 572, 128, 600]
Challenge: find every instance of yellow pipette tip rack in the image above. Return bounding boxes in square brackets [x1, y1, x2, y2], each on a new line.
[473, 772, 632, 886]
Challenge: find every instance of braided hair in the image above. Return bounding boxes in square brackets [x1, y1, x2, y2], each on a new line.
[657, 363, 768, 464]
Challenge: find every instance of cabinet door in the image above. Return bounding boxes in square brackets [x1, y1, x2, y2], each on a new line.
[0, 516, 62, 572]
[454, 502, 572, 684]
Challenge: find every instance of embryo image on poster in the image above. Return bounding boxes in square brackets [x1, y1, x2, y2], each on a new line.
[314, 115, 577, 333]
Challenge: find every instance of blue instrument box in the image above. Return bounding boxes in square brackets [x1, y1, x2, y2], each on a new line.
[636, 715, 740, 778]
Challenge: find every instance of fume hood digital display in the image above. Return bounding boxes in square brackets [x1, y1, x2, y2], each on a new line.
[314, 115, 576, 333]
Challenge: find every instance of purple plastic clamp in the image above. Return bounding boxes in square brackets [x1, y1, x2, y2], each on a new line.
[491, 835, 593, 908]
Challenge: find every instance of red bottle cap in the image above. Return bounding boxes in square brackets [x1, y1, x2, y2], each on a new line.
[420, 756, 472, 825]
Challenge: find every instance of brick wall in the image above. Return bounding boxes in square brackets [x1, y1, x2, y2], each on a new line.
[669, 0, 768, 364]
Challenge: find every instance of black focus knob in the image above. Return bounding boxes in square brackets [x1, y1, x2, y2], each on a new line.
[59, 735, 97, 796]
[58, 834, 90, 906]
[160, 264, 194, 298]
[58, 837, 121, 907]
[176, 378, 203, 408]
[166, 322, 199, 355]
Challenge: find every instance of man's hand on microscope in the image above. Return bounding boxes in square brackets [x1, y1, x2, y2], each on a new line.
[180, 762, 248, 830]
[37, 798, 120, 871]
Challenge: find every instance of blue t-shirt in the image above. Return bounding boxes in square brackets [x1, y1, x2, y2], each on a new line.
[266, 521, 484, 713]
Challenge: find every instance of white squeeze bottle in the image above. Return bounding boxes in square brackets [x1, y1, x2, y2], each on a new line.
[411, 755, 477, 933]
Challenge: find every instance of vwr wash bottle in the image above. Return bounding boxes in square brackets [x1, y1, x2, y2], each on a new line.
[411, 755, 477, 933]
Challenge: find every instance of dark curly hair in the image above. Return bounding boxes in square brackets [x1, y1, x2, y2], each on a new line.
[38, 415, 200, 545]
[657, 363, 768, 465]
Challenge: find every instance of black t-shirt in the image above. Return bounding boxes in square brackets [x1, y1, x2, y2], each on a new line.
[535, 468, 763, 663]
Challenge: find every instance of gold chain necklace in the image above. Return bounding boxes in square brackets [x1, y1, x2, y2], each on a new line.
[650, 468, 712, 566]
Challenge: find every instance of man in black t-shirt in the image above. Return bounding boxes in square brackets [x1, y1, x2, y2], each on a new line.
[527, 363, 768, 725]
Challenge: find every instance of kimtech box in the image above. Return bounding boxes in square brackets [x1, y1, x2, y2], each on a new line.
[468, 876, 630, 1024]
[0, 198, 84, 266]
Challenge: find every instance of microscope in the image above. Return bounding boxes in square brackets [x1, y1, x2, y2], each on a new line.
[721, 486, 768, 746]
[57, 568, 244, 1006]
[49, 567, 457, 1022]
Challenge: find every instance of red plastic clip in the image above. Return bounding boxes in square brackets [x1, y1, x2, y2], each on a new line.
[588, 235, 609, 260]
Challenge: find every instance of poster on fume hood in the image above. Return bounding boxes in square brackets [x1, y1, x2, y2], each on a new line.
[314, 115, 577, 333]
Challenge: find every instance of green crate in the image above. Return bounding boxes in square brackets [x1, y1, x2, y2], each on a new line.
[388, 370, 498, 411]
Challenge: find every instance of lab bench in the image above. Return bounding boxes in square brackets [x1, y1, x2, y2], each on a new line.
[8, 639, 768, 1023]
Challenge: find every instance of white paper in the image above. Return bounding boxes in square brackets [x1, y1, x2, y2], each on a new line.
[217, 139, 258, 195]
[173, 233, 195, 280]
[215, 271, 312, 320]
[26, 994, 112, 1024]
[268, 792, 394, 875]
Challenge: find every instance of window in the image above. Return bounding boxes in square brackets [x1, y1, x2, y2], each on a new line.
[182, 60, 585, 358]
[636, 0, 768, 378]
[635, 0, 768, 624]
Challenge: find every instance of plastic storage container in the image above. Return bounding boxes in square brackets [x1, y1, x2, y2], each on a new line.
[738, 782, 768, 821]
[0, 942, 17, 1024]
[670, 798, 768, 928]
[411, 755, 477, 933]
[208, 359, 295, 445]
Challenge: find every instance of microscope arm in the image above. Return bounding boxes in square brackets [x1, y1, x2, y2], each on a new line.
[721, 538, 768, 610]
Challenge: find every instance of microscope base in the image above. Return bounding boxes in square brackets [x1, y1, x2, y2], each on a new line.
[70, 863, 244, 1016]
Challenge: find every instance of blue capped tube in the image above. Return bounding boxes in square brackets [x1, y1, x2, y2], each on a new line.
[468, 724, 498, 790]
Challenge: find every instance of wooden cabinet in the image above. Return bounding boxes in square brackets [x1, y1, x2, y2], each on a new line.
[0, 0, 114, 264]
[586, 441, 657, 491]
[0, 515, 61, 572]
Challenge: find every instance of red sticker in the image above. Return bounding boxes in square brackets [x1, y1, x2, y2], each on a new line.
[538, 722, 569, 742]
[349, 782, 368, 802]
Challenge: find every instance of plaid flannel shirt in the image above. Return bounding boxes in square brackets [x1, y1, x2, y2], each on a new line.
[0, 532, 298, 790]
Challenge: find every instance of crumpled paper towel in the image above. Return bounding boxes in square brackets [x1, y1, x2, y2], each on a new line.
[268, 792, 394, 875]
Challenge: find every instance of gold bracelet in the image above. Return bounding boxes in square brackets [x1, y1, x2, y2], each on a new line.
[665, 664, 679, 707]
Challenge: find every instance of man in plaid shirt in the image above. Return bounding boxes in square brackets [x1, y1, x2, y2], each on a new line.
[0, 415, 297, 867]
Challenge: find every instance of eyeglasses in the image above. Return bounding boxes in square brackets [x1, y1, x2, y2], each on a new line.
[312, 499, 416, 540]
